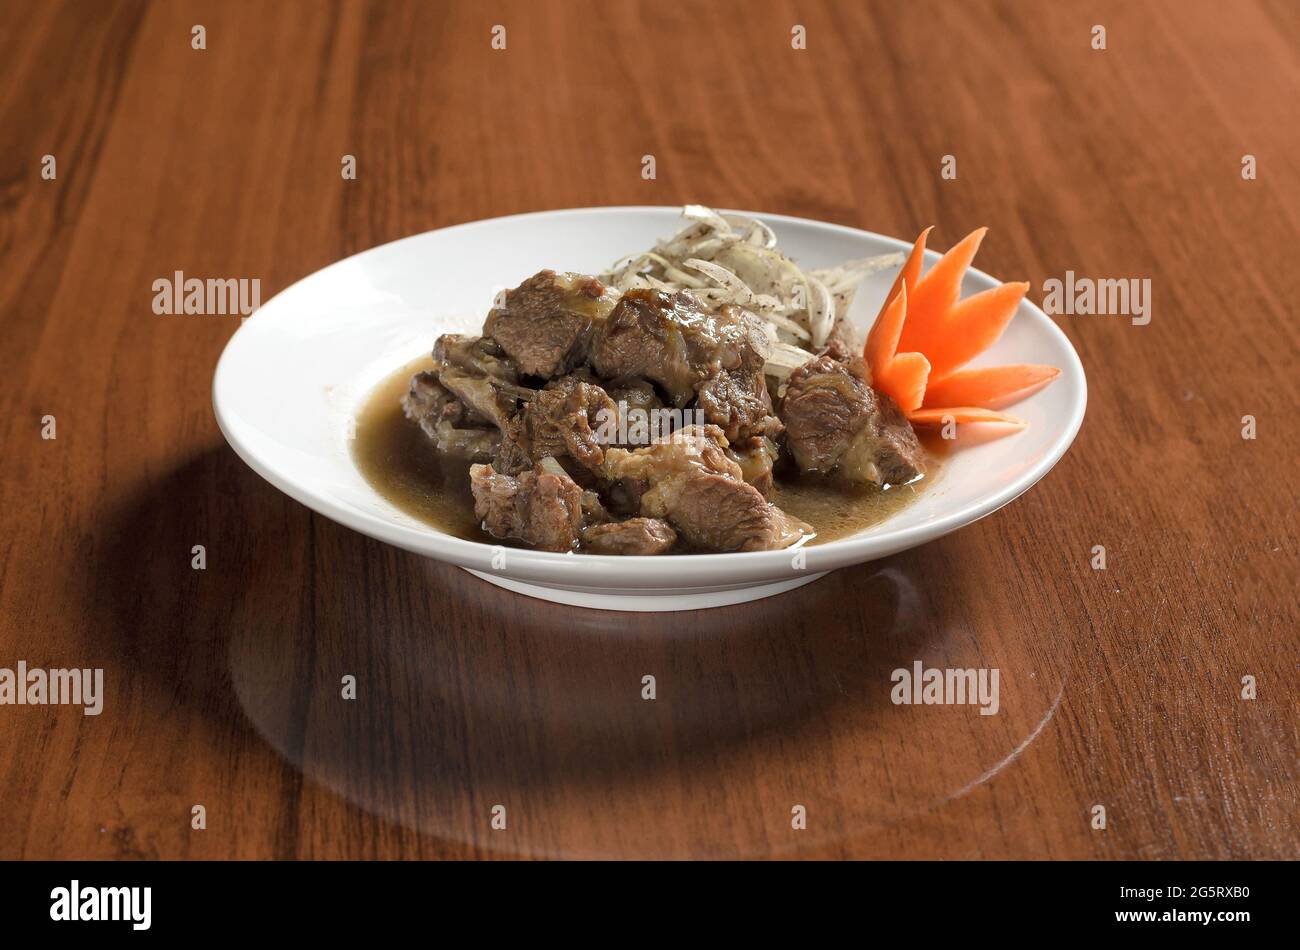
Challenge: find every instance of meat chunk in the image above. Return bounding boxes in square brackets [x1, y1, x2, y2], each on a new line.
[438, 369, 519, 430]
[484, 270, 616, 378]
[725, 435, 779, 498]
[604, 376, 663, 418]
[591, 289, 696, 403]
[495, 374, 618, 476]
[592, 290, 780, 440]
[419, 333, 535, 438]
[669, 471, 808, 552]
[405, 332, 527, 454]
[402, 370, 500, 461]
[601, 425, 810, 552]
[469, 460, 585, 551]
[402, 371, 464, 434]
[695, 364, 782, 442]
[580, 518, 677, 555]
[433, 333, 519, 382]
[591, 290, 774, 412]
[779, 355, 924, 486]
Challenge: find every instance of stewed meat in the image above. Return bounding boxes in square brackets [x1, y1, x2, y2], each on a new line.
[396, 230, 935, 556]
[417, 331, 544, 454]
[592, 290, 782, 440]
[580, 518, 678, 555]
[495, 374, 618, 476]
[402, 371, 468, 435]
[434, 333, 519, 382]
[695, 364, 783, 442]
[604, 376, 663, 418]
[469, 459, 585, 552]
[484, 270, 617, 378]
[401, 370, 500, 461]
[779, 354, 924, 486]
[601, 425, 810, 552]
[725, 434, 779, 498]
[590, 289, 704, 404]
[438, 369, 520, 430]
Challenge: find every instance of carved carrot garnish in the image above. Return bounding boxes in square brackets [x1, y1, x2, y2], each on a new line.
[865, 228, 1058, 434]
[863, 228, 932, 413]
[921, 363, 1060, 411]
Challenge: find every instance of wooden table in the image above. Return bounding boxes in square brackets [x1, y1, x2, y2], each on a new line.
[1, 0, 1295, 860]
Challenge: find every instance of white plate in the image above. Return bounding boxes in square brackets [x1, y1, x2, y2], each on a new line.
[213, 207, 1086, 611]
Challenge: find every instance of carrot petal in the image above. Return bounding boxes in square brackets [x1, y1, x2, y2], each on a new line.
[922, 281, 1029, 381]
[875, 226, 931, 321]
[864, 283, 909, 378]
[875, 350, 930, 413]
[906, 406, 1026, 427]
[897, 227, 987, 354]
[921, 364, 1060, 410]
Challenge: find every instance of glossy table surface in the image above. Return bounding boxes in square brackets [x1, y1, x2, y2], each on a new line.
[0, 0, 1295, 859]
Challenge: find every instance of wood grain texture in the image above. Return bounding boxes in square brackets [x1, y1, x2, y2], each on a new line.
[0, 0, 1295, 860]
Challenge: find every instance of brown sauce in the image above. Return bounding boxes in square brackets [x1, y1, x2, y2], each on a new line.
[352, 357, 936, 549]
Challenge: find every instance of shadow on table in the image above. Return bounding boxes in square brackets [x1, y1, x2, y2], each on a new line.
[82, 446, 1063, 857]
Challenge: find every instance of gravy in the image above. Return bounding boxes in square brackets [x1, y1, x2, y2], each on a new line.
[353, 357, 935, 549]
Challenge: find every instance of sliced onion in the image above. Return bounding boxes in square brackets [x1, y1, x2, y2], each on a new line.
[763, 340, 815, 370]
[810, 252, 904, 294]
[806, 275, 835, 347]
[603, 206, 902, 361]
[758, 308, 812, 341]
[682, 258, 757, 303]
[721, 213, 777, 249]
[682, 204, 734, 235]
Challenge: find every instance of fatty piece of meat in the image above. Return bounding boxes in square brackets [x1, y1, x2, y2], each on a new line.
[431, 422, 499, 461]
[590, 292, 776, 427]
[725, 435, 779, 498]
[604, 376, 664, 418]
[580, 518, 677, 555]
[433, 333, 519, 382]
[412, 333, 531, 446]
[601, 424, 810, 552]
[438, 369, 519, 431]
[484, 270, 616, 378]
[402, 371, 500, 461]
[495, 374, 618, 476]
[402, 371, 467, 434]
[779, 355, 924, 486]
[469, 461, 584, 552]
[429, 333, 531, 433]
[840, 393, 926, 487]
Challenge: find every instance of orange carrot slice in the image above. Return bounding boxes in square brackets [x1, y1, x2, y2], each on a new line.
[897, 227, 987, 354]
[865, 283, 909, 378]
[906, 407, 1026, 427]
[921, 364, 1060, 410]
[877, 351, 931, 413]
[922, 281, 1030, 381]
[876, 226, 931, 320]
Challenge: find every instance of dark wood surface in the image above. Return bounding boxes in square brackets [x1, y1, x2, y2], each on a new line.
[1, 0, 1295, 859]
